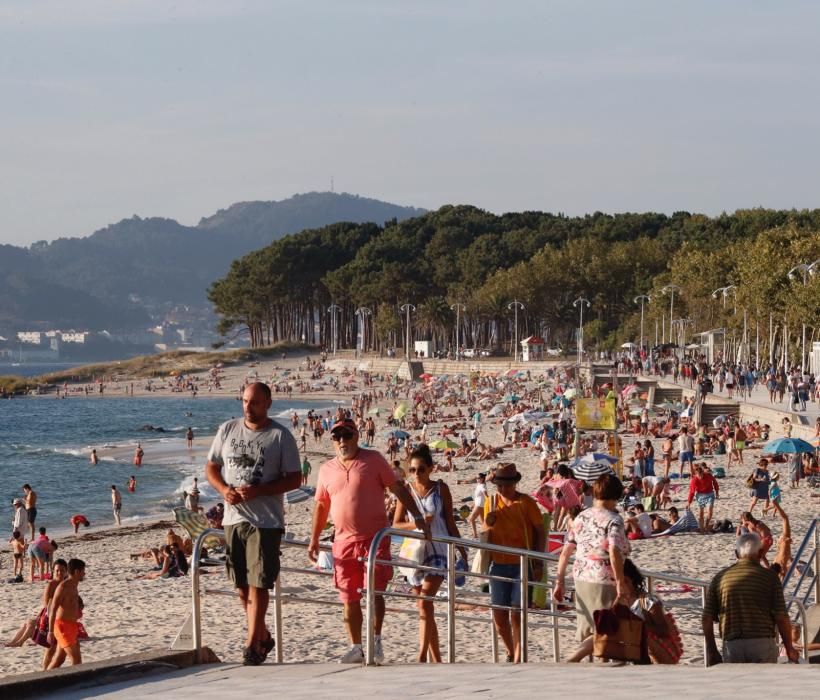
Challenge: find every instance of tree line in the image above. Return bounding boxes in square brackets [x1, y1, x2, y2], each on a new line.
[208, 206, 820, 365]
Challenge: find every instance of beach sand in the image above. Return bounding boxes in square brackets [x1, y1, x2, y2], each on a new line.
[2, 354, 817, 676]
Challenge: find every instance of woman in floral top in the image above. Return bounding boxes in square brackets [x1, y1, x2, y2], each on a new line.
[553, 473, 629, 662]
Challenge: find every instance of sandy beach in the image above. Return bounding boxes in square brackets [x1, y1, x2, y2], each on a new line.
[2, 353, 817, 677]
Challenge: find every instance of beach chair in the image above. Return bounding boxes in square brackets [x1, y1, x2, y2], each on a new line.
[173, 507, 225, 553]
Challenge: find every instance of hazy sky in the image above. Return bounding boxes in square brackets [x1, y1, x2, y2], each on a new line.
[2, 0, 819, 246]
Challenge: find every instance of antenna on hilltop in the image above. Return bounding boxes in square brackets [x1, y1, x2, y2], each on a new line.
[331, 176, 334, 193]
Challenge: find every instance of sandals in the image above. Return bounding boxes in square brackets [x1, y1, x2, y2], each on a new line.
[242, 646, 266, 666]
[242, 633, 275, 666]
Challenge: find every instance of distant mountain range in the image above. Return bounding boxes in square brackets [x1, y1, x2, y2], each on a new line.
[0, 192, 425, 332]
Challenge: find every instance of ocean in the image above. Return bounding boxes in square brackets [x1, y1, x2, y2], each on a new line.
[0, 396, 338, 536]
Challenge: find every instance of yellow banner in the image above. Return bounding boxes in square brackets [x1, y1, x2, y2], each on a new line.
[575, 398, 616, 430]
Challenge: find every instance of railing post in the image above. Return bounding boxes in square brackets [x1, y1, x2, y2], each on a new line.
[273, 572, 284, 663]
[447, 541, 456, 663]
[364, 529, 383, 666]
[546, 560, 560, 662]
[519, 555, 529, 663]
[190, 529, 221, 660]
[700, 585, 708, 667]
[814, 525, 819, 605]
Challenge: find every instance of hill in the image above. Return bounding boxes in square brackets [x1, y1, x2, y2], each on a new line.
[0, 192, 425, 332]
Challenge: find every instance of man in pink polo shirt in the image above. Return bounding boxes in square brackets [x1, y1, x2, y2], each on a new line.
[309, 418, 429, 665]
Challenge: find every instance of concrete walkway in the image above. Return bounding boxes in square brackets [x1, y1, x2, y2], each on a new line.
[49, 662, 819, 700]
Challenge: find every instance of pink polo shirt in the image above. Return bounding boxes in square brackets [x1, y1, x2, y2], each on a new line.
[315, 447, 397, 543]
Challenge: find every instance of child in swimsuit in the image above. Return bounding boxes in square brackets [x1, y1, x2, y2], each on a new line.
[10, 531, 25, 579]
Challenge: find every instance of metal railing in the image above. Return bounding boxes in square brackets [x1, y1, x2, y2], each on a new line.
[782, 517, 819, 614]
[189, 526, 812, 665]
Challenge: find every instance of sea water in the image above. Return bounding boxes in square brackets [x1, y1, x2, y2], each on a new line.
[0, 396, 338, 535]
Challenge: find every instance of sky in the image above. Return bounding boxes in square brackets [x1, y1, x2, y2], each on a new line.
[1, 0, 819, 246]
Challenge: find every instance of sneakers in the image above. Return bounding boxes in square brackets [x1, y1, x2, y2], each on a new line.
[339, 645, 364, 664]
[337, 641, 384, 665]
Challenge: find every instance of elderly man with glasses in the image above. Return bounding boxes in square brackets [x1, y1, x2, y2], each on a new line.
[309, 418, 430, 665]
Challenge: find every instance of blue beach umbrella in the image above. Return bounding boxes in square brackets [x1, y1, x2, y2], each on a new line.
[384, 429, 410, 440]
[761, 437, 815, 455]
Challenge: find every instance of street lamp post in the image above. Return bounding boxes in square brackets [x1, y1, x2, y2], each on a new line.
[787, 259, 820, 374]
[507, 300, 525, 362]
[355, 306, 372, 356]
[572, 297, 591, 367]
[634, 295, 651, 355]
[711, 285, 736, 362]
[327, 304, 341, 356]
[661, 285, 681, 344]
[400, 303, 416, 362]
[451, 303, 466, 361]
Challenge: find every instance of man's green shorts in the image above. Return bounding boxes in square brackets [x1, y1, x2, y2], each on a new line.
[224, 522, 282, 589]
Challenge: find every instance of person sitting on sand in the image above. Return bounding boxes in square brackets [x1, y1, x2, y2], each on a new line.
[625, 503, 654, 540]
[650, 513, 670, 534]
[205, 503, 224, 529]
[134, 545, 183, 580]
[37, 558, 69, 668]
[48, 558, 87, 669]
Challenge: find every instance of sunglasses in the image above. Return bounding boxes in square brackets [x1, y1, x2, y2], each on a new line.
[331, 431, 357, 442]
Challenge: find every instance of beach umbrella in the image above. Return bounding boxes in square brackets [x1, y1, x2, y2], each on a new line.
[621, 384, 637, 396]
[522, 410, 549, 421]
[285, 486, 315, 505]
[429, 438, 460, 450]
[563, 388, 577, 400]
[656, 401, 684, 412]
[419, 373, 434, 380]
[569, 458, 616, 483]
[761, 437, 816, 455]
[393, 401, 409, 419]
[488, 404, 505, 417]
[621, 342, 636, 349]
[579, 452, 619, 465]
[385, 429, 410, 440]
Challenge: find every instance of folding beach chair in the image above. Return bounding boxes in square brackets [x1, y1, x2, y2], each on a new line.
[173, 507, 225, 553]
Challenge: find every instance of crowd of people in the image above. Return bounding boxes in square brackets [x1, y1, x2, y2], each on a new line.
[199, 350, 819, 668]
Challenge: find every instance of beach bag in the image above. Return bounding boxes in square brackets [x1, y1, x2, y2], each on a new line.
[398, 535, 426, 581]
[712, 467, 726, 479]
[642, 496, 656, 512]
[32, 607, 50, 648]
[471, 495, 496, 575]
[642, 598, 683, 664]
[744, 471, 756, 489]
[593, 604, 646, 662]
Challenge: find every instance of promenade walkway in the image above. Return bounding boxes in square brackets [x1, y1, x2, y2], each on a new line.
[49, 662, 818, 700]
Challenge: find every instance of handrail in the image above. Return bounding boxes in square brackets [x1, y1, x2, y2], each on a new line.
[191, 525, 811, 666]
[782, 517, 819, 614]
[365, 527, 724, 666]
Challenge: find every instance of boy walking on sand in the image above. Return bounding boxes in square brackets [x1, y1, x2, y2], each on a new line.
[48, 558, 86, 669]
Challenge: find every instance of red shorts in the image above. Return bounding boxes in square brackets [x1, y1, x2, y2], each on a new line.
[627, 531, 645, 541]
[332, 536, 392, 603]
